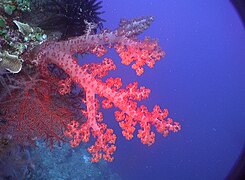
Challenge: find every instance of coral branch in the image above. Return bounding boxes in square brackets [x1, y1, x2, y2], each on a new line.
[115, 37, 165, 75]
[28, 16, 181, 162]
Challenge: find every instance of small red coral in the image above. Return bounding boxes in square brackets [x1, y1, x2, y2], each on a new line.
[0, 68, 74, 146]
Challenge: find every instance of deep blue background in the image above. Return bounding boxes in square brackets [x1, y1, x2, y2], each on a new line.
[88, 1, 245, 179]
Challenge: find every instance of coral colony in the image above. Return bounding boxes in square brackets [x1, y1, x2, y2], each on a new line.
[0, 0, 181, 163]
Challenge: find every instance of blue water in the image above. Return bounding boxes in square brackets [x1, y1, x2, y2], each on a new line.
[98, 0, 245, 179]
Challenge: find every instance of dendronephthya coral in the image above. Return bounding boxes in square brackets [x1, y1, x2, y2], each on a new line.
[1, 0, 181, 166]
